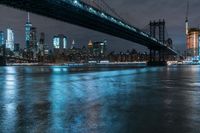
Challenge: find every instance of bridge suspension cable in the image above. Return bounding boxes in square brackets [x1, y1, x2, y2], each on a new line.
[141, 24, 150, 34]
[81, 0, 129, 24]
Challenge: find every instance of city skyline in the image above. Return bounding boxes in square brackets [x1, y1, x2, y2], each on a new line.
[0, 1, 200, 132]
[0, 0, 199, 52]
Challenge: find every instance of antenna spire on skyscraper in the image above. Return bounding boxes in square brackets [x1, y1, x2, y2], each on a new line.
[28, 12, 30, 23]
[185, 0, 189, 35]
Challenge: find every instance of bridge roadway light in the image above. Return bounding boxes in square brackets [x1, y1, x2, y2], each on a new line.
[73, 0, 78, 4]
[79, 0, 136, 33]
[89, 7, 97, 14]
[101, 13, 108, 19]
[130, 27, 137, 32]
[72, 0, 83, 8]
[76, 0, 139, 34]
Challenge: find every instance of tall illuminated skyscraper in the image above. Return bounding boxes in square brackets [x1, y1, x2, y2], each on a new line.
[0, 31, 4, 46]
[6, 28, 14, 51]
[53, 34, 67, 53]
[185, 0, 200, 57]
[186, 29, 199, 57]
[25, 12, 32, 49]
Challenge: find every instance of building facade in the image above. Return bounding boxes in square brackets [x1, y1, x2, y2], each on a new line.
[30, 27, 37, 50]
[0, 31, 4, 46]
[186, 28, 200, 57]
[38, 32, 45, 56]
[92, 41, 107, 56]
[14, 43, 20, 52]
[25, 13, 32, 49]
[53, 34, 67, 53]
[88, 40, 93, 54]
[6, 28, 14, 51]
[87, 40, 107, 61]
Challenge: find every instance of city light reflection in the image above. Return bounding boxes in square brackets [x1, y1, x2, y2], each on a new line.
[0, 66, 199, 132]
[2, 67, 18, 131]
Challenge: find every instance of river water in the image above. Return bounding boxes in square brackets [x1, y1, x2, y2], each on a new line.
[0, 65, 200, 133]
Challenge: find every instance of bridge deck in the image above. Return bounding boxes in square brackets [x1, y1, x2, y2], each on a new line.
[0, 0, 177, 55]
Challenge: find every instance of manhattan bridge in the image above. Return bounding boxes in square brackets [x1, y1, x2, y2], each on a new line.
[0, 0, 178, 66]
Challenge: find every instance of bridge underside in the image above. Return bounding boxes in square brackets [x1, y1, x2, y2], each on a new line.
[0, 0, 177, 55]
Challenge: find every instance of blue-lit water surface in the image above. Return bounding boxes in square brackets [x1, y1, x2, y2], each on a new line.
[0, 66, 200, 133]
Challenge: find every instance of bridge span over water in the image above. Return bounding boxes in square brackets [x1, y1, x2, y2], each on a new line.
[0, 0, 178, 53]
[0, 0, 178, 66]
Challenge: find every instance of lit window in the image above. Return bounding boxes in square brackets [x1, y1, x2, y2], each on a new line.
[53, 37, 60, 49]
[63, 38, 67, 49]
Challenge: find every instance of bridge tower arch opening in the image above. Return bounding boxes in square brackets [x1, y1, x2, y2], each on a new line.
[150, 20, 165, 44]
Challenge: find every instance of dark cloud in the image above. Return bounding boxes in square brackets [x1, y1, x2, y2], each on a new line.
[0, 0, 199, 52]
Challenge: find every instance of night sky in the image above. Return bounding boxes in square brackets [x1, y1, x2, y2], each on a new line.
[0, 0, 199, 53]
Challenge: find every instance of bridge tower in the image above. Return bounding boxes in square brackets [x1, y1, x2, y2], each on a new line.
[148, 20, 167, 66]
[150, 20, 165, 43]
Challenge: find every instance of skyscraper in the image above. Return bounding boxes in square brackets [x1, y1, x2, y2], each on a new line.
[39, 32, 48, 55]
[25, 12, 32, 49]
[6, 28, 14, 51]
[185, 0, 200, 57]
[186, 28, 200, 57]
[14, 43, 20, 52]
[88, 40, 93, 54]
[39, 32, 45, 53]
[53, 34, 68, 53]
[30, 27, 37, 50]
[71, 40, 75, 49]
[0, 31, 4, 46]
[93, 41, 107, 56]
[39, 32, 45, 45]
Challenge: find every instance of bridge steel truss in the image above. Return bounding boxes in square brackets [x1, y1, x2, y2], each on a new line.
[0, 0, 177, 65]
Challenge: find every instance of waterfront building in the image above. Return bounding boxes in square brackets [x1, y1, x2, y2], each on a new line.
[0, 31, 4, 46]
[6, 28, 14, 51]
[185, 1, 200, 59]
[186, 28, 200, 57]
[53, 34, 67, 54]
[25, 12, 32, 49]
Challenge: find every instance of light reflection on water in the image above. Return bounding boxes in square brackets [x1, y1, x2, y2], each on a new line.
[0, 66, 200, 133]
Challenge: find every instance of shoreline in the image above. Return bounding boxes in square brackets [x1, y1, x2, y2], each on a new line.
[7, 62, 147, 67]
[5, 62, 147, 72]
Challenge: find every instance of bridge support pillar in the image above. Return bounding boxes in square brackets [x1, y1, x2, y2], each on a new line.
[158, 50, 161, 62]
[161, 49, 166, 62]
[149, 49, 152, 62]
[148, 48, 167, 66]
[0, 44, 6, 66]
[153, 50, 156, 61]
